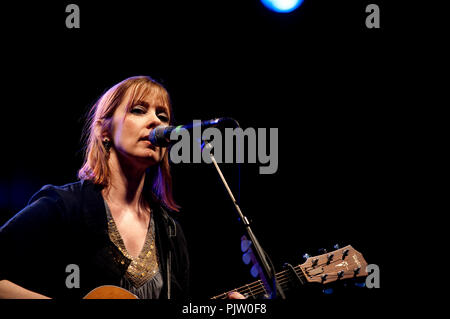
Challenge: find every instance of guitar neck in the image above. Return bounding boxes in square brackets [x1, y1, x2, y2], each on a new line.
[210, 245, 367, 299]
[211, 264, 306, 299]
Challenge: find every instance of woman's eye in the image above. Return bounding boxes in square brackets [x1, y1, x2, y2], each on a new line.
[130, 107, 146, 114]
[158, 114, 169, 122]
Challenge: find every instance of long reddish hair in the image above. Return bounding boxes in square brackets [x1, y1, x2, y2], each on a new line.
[78, 75, 179, 211]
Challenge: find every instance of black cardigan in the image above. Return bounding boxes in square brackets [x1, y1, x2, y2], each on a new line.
[0, 180, 189, 299]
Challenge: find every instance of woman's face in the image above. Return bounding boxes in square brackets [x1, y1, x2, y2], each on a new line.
[108, 87, 170, 168]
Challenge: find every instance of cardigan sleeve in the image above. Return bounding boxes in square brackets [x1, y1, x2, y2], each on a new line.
[0, 185, 68, 297]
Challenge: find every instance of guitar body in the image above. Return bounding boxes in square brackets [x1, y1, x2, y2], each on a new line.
[83, 285, 138, 299]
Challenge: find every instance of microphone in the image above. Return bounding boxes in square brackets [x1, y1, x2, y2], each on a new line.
[149, 118, 234, 147]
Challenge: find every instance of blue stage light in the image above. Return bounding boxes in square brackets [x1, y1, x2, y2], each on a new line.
[261, 0, 304, 13]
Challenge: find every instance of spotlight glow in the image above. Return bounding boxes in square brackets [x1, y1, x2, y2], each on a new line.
[261, 0, 304, 13]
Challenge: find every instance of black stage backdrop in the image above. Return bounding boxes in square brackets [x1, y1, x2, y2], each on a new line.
[0, 0, 406, 310]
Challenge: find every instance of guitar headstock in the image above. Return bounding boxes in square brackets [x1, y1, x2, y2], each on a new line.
[299, 245, 368, 284]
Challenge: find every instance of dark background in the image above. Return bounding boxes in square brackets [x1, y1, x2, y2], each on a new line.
[0, 0, 405, 304]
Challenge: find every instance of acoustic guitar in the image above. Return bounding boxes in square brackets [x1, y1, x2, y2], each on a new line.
[83, 244, 368, 299]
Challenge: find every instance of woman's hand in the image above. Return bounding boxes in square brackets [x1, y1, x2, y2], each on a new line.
[0, 280, 51, 299]
[227, 291, 246, 299]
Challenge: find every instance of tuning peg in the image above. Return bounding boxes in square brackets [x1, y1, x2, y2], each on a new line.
[342, 249, 349, 259]
[333, 243, 340, 250]
[318, 248, 327, 254]
[302, 253, 310, 261]
[326, 253, 334, 264]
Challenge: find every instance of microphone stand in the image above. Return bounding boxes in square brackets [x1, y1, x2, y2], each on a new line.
[203, 142, 286, 299]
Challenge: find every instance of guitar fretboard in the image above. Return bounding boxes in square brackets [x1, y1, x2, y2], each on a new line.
[211, 264, 306, 299]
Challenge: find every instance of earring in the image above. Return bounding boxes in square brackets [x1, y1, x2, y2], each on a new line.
[102, 137, 112, 152]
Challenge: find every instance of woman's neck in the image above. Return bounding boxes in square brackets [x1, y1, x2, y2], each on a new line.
[102, 150, 149, 212]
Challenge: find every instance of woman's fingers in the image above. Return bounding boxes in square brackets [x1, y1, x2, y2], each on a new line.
[227, 291, 246, 299]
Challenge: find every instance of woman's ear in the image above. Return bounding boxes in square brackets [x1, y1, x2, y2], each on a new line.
[94, 119, 109, 140]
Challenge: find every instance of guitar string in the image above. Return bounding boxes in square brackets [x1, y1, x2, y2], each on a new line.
[211, 249, 358, 298]
[211, 265, 307, 299]
[224, 267, 301, 299]
[211, 251, 361, 299]
[251, 268, 360, 299]
[212, 267, 292, 299]
[212, 265, 304, 299]
[211, 263, 359, 299]
[213, 272, 297, 300]
[213, 269, 356, 299]
[220, 251, 359, 298]
[213, 263, 313, 299]
[233, 271, 352, 299]
[244, 264, 360, 298]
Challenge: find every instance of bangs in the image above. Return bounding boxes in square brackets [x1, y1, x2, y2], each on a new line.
[125, 80, 172, 119]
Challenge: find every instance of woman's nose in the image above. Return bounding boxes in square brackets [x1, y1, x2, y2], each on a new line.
[146, 111, 163, 129]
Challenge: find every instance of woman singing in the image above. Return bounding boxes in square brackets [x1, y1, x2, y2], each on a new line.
[0, 76, 188, 299]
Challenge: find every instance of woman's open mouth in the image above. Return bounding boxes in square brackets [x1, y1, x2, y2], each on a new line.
[139, 137, 156, 150]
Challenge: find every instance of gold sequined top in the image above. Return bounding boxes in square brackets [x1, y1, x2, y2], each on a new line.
[104, 200, 161, 289]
